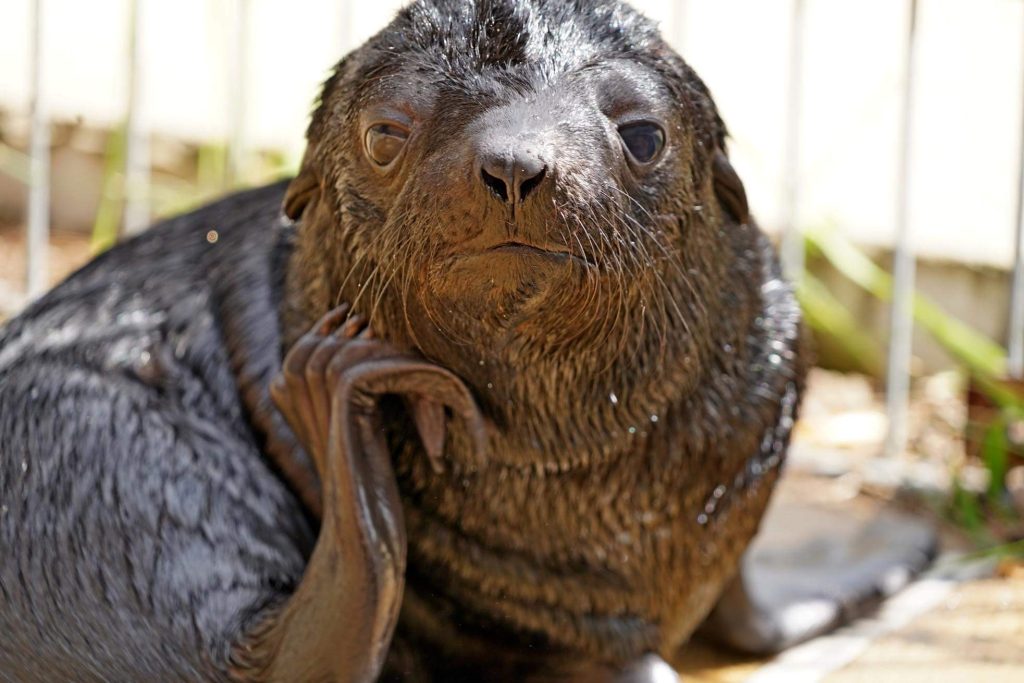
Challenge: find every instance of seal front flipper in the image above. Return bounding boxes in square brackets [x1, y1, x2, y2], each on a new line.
[230, 307, 486, 682]
[698, 494, 938, 655]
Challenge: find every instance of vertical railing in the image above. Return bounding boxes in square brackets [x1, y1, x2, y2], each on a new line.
[122, 0, 150, 236]
[884, 0, 921, 458]
[1009, 7, 1024, 380]
[10, 0, 1024, 405]
[226, 0, 250, 187]
[339, 0, 355, 61]
[26, 0, 49, 299]
[670, 0, 688, 54]
[780, 0, 806, 282]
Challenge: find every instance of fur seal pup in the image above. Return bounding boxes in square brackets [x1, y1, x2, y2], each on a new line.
[0, 0, 809, 680]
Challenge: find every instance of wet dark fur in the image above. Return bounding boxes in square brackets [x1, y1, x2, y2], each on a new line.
[0, 185, 312, 681]
[0, 0, 804, 680]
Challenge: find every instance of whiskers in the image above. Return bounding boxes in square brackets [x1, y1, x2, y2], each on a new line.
[553, 182, 698, 371]
[326, 181, 701, 378]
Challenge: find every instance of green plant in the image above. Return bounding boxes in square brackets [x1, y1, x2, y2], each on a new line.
[91, 125, 127, 253]
[797, 271, 885, 376]
[0, 141, 31, 184]
[89, 134, 299, 253]
[961, 538, 1024, 563]
[799, 225, 1024, 545]
[804, 226, 1006, 378]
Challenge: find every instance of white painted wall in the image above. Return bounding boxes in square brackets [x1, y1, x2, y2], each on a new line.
[1, 0, 1021, 267]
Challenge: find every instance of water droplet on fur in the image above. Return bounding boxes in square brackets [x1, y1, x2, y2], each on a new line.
[206, 230, 219, 244]
[29, 387, 39, 401]
[628, 426, 637, 434]
[609, 393, 618, 405]
[697, 513, 709, 525]
[769, 353, 782, 365]
[486, 382, 493, 389]
[21, 461, 28, 473]
[650, 414, 659, 423]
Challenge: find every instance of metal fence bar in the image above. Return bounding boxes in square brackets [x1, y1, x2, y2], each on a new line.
[884, 0, 920, 458]
[670, 0, 688, 54]
[339, 0, 354, 56]
[780, 0, 806, 282]
[26, 0, 49, 299]
[226, 0, 249, 187]
[1008, 7, 1024, 379]
[122, 0, 150, 236]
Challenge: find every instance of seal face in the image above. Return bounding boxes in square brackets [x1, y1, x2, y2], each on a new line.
[282, 0, 804, 671]
[286, 0, 748, 456]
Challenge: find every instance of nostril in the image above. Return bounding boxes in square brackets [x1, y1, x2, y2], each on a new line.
[518, 166, 546, 203]
[481, 168, 509, 202]
[479, 150, 547, 204]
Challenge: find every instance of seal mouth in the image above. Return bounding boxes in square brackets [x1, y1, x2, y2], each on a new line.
[488, 241, 569, 259]
[475, 241, 596, 267]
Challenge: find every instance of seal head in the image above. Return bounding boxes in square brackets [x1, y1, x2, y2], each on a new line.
[282, 0, 802, 671]
[282, 0, 754, 465]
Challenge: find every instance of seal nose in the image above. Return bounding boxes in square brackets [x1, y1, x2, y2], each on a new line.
[479, 150, 547, 204]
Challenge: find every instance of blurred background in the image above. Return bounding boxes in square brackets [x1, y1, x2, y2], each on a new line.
[2, 0, 1024, 680]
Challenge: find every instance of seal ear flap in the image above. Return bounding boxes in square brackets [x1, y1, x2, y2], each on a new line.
[712, 149, 750, 225]
[283, 165, 320, 220]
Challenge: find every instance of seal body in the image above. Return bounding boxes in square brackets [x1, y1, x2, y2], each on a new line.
[0, 1, 805, 680]
[0, 184, 315, 681]
[386, 236, 801, 677]
[279, 0, 805, 675]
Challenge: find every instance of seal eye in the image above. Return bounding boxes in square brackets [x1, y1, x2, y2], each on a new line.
[618, 122, 665, 164]
[364, 123, 409, 168]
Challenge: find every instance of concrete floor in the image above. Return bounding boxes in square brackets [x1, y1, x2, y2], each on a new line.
[673, 570, 1024, 683]
[828, 574, 1024, 682]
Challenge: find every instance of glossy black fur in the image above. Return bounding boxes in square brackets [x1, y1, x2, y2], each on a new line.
[0, 184, 312, 681]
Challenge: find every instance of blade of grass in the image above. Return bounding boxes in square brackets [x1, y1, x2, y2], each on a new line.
[962, 538, 1024, 561]
[798, 272, 885, 375]
[91, 125, 127, 253]
[952, 481, 984, 533]
[982, 415, 1009, 503]
[196, 142, 227, 194]
[806, 227, 1007, 378]
[0, 142, 31, 184]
